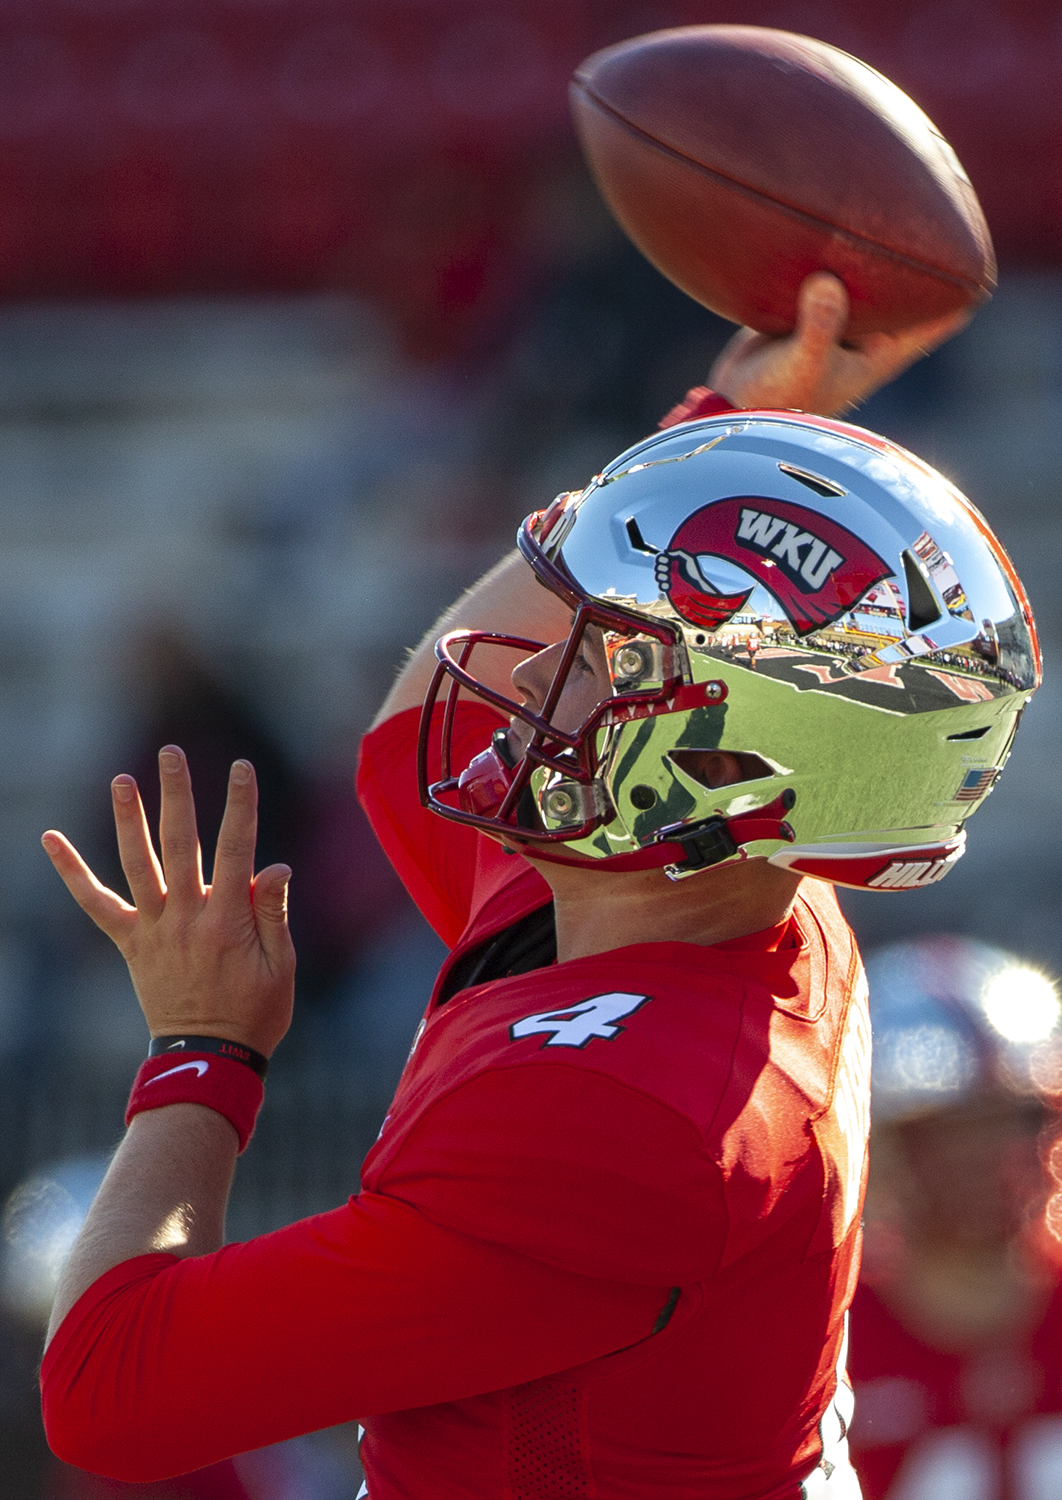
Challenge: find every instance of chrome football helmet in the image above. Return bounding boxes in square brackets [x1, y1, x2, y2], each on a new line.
[419, 411, 1039, 888]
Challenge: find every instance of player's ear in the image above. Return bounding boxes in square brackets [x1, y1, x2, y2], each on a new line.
[670, 750, 773, 790]
[705, 752, 744, 789]
[672, 750, 743, 789]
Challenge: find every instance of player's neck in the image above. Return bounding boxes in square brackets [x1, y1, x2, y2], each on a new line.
[531, 856, 803, 963]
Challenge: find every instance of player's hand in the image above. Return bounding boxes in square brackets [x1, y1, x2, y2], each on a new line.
[709, 271, 970, 418]
[41, 747, 295, 1057]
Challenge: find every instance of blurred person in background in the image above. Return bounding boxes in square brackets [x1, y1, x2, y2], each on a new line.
[849, 937, 1062, 1500]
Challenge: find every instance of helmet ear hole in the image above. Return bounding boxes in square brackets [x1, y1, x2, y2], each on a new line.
[902, 548, 944, 632]
[669, 749, 775, 790]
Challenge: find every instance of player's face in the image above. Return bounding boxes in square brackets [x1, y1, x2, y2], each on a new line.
[507, 624, 612, 755]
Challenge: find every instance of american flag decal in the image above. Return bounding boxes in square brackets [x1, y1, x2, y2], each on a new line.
[954, 768, 1000, 802]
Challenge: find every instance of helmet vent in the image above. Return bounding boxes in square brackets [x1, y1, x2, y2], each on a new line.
[902, 548, 944, 632]
[669, 749, 776, 789]
[777, 463, 847, 498]
[947, 725, 992, 741]
[625, 516, 658, 555]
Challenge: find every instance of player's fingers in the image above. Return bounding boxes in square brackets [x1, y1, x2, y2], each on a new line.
[898, 304, 973, 358]
[250, 864, 295, 971]
[712, 325, 760, 364]
[209, 760, 258, 906]
[853, 305, 972, 373]
[157, 745, 205, 907]
[111, 775, 166, 920]
[706, 326, 759, 389]
[41, 830, 137, 947]
[853, 313, 965, 392]
[846, 330, 911, 383]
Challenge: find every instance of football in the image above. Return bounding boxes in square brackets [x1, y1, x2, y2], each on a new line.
[570, 26, 996, 336]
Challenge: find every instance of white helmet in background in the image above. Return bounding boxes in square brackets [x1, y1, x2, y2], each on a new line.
[866, 936, 1062, 1124]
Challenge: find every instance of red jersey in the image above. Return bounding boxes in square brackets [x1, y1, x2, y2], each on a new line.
[42, 701, 870, 1500]
[354, 703, 870, 1499]
[849, 1279, 1062, 1500]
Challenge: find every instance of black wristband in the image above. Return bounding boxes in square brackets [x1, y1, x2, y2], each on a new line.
[149, 1034, 270, 1080]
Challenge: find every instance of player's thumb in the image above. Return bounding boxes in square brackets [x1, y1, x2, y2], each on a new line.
[794, 272, 849, 355]
[251, 864, 293, 949]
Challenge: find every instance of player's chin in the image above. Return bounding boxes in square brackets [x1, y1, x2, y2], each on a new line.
[503, 721, 527, 762]
[490, 829, 530, 857]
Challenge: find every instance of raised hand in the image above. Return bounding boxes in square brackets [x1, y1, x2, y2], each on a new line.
[709, 271, 971, 418]
[41, 746, 295, 1057]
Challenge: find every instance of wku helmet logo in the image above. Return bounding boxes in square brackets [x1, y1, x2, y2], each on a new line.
[656, 497, 891, 637]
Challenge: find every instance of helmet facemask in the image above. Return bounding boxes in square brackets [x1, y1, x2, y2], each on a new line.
[418, 503, 794, 876]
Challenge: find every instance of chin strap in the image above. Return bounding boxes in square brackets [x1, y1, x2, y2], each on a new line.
[522, 789, 797, 876]
[655, 790, 796, 880]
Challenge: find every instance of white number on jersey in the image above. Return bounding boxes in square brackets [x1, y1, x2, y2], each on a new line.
[509, 992, 650, 1049]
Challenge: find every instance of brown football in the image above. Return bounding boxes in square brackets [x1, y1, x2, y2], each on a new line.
[570, 26, 995, 336]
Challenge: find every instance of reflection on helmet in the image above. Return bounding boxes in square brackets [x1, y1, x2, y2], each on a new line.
[420, 412, 1040, 888]
[866, 937, 1062, 1124]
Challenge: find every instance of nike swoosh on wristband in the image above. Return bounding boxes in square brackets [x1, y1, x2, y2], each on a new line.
[145, 1060, 209, 1084]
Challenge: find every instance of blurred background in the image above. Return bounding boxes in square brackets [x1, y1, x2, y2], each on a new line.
[0, 0, 1060, 1495]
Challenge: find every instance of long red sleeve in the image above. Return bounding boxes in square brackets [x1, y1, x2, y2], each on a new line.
[41, 1192, 664, 1483]
[356, 703, 507, 947]
[657, 386, 735, 428]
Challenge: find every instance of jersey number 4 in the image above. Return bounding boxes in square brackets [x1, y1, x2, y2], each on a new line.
[509, 992, 651, 1049]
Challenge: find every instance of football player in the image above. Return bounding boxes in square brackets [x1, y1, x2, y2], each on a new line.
[38, 276, 1033, 1500]
[849, 938, 1062, 1500]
